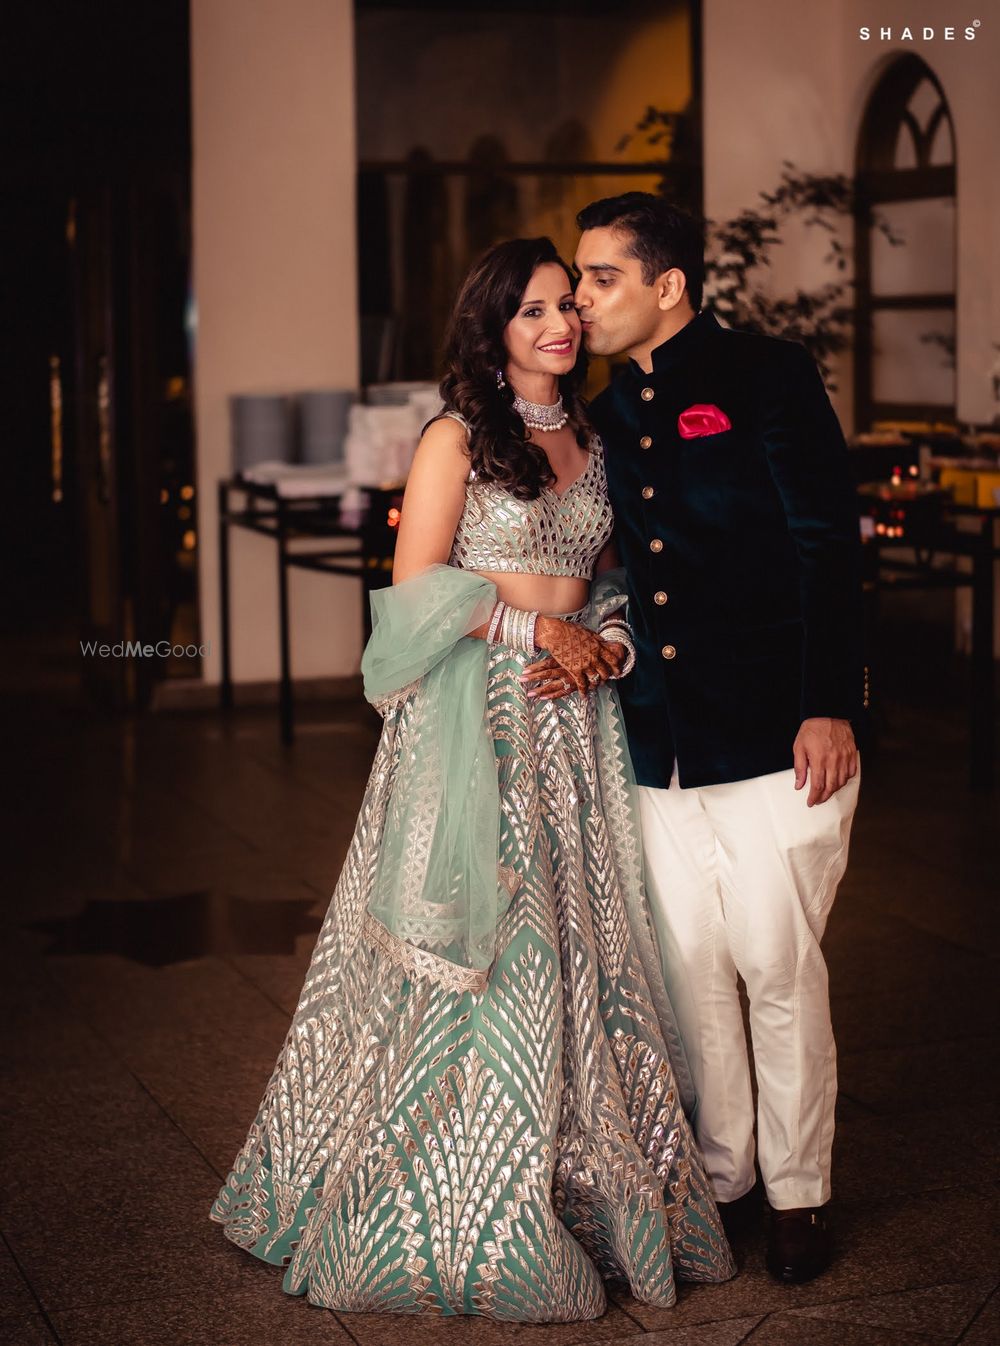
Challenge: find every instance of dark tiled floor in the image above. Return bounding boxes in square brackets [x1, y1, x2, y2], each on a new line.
[2, 633, 998, 1346]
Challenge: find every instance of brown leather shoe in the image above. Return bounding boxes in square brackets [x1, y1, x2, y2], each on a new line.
[765, 1205, 831, 1284]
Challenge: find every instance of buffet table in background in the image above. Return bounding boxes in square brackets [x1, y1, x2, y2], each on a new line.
[218, 380, 437, 742]
[217, 476, 401, 744]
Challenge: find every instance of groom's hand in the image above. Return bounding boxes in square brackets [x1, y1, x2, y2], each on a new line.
[793, 718, 858, 806]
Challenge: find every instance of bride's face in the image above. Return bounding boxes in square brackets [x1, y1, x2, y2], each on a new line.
[503, 262, 581, 382]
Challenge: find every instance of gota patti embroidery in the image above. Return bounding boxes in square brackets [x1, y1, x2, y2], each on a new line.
[369, 676, 423, 718]
[210, 644, 735, 1318]
[444, 414, 614, 580]
[363, 911, 490, 994]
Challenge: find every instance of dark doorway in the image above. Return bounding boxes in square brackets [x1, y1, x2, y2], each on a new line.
[2, 1, 197, 712]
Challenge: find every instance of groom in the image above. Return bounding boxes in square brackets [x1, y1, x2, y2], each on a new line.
[575, 192, 865, 1284]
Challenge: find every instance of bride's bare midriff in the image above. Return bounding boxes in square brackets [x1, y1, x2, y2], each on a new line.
[475, 571, 591, 617]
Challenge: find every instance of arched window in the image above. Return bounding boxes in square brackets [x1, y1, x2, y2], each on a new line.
[854, 55, 956, 428]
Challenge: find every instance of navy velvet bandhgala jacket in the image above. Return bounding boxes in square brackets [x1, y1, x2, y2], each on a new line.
[589, 309, 867, 790]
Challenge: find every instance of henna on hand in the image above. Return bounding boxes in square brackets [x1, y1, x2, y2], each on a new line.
[519, 655, 571, 701]
[598, 640, 627, 678]
[521, 618, 624, 699]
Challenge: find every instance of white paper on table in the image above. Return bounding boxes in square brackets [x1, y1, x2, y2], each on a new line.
[240, 461, 350, 497]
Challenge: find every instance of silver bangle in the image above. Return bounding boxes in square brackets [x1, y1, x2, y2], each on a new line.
[601, 628, 636, 678]
[600, 623, 629, 643]
[524, 609, 538, 654]
[500, 603, 518, 650]
[600, 617, 633, 642]
[513, 606, 526, 651]
[487, 601, 505, 644]
[497, 603, 539, 654]
[503, 604, 517, 649]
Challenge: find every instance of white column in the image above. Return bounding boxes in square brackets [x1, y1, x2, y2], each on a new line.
[190, 0, 361, 684]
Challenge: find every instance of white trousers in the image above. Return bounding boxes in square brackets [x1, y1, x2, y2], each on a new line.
[637, 764, 859, 1210]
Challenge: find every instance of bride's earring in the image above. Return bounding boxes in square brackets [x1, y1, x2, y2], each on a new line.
[496, 368, 506, 390]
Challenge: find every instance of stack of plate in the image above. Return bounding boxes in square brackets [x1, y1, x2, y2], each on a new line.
[230, 395, 295, 473]
[299, 390, 357, 464]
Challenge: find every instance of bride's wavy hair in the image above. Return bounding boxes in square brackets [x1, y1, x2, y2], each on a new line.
[436, 237, 590, 500]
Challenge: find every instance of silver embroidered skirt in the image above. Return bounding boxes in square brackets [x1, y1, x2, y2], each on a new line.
[209, 625, 736, 1320]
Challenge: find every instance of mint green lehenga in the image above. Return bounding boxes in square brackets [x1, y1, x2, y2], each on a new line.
[209, 434, 735, 1320]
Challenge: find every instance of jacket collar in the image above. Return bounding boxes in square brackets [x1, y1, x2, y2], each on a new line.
[628, 308, 720, 378]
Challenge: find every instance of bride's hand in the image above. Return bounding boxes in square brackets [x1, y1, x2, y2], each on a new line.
[520, 618, 625, 699]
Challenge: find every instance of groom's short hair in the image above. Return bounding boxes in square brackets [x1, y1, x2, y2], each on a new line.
[577, 192, 704, 311]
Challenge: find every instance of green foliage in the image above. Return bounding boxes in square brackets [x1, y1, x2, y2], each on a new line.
[702, 162, 891, 387]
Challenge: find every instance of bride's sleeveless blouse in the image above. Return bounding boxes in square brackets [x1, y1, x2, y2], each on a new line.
[449, 429, 614, 578]
[209, 428, 735, 1320]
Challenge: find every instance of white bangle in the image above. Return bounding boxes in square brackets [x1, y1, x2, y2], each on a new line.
[524, 609, 538, 654]
[601, 629, 636, 678]
[498, 604, 539, 653]
[600, 616, 633, 642]
[600, 623, 629, 642]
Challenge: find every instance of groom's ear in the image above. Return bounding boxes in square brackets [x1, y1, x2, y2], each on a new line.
[656, 267, 688, 312]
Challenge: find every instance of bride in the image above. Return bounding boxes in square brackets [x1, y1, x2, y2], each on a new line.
[210, 237, 735, 1321]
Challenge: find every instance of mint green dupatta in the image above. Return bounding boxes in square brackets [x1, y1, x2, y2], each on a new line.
[360, 564, 504, 975]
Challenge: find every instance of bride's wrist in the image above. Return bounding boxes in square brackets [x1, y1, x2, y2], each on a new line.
[534, 615, 561, 646]
[486, 601, 543, 654]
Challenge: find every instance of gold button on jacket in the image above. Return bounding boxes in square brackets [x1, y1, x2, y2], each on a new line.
[661, 644, 677, 659]
[641, 486, 655, 500]
[654, 591, 668, 605]
[641, 387, 655, 401]
[649, 538, 663, 553]
[639, 435, 652, 449]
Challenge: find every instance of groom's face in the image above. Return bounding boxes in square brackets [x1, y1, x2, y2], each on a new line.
[574, 226, 666, 360]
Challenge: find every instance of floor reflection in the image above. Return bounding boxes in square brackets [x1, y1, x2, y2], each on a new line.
[26, 891, 323, 967]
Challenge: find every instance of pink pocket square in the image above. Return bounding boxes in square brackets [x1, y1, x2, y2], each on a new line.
[677, 404, 732, 438]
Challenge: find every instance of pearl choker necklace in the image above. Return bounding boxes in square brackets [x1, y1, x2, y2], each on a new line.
[513, 392, 568, 432]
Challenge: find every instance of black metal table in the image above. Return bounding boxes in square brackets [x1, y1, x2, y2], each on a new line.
[217, 477, 400, 743]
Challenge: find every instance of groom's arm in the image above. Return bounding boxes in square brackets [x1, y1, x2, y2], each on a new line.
[759, 341, 864, 803]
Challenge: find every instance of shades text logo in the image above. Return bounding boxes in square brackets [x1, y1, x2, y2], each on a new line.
[859, 21, 980, 41]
